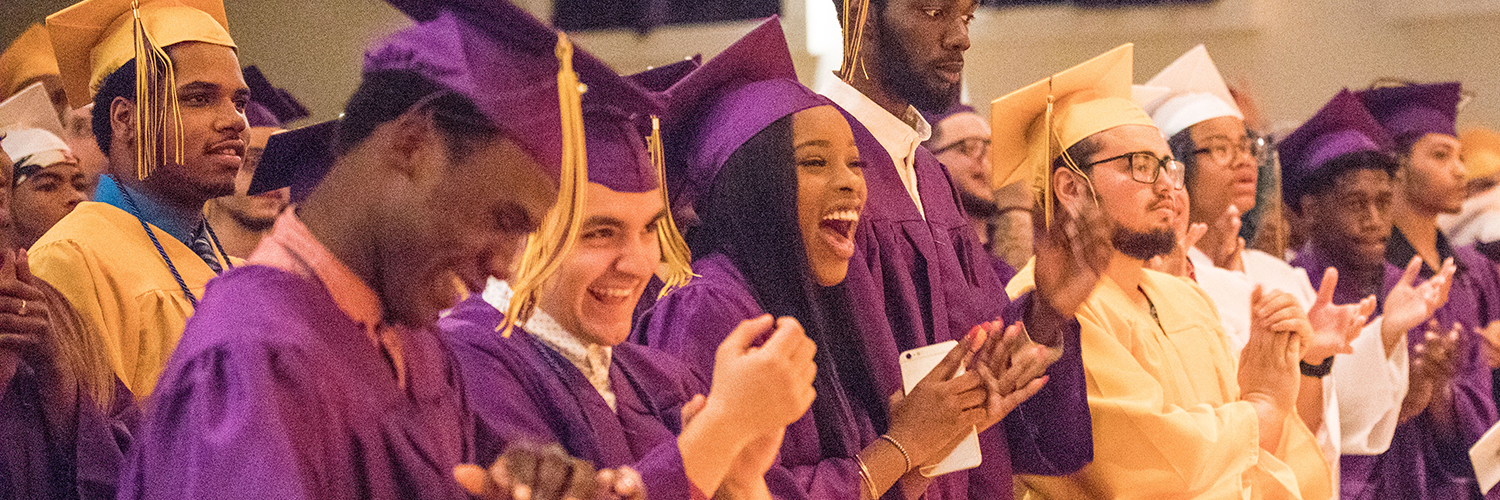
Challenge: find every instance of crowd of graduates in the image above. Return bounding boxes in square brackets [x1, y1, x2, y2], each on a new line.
[2, 0, 1500, 499]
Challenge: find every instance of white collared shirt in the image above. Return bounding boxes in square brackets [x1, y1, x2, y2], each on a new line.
[820, 76, 932, 219]
[483, 279, 617, 412]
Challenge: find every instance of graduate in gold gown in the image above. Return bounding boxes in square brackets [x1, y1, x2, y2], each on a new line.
[999, 44, 1333, 499]
[29, 0, 245, 396]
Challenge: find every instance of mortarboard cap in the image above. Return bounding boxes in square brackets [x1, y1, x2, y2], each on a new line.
[1, 83, 74, 185]
[662, 16, 850, 213]
[1135, 44, 1243, 138]
[627, 55, 702, 93]
[246, 119, 335, 203]
[47, 0, 235, 109]
[990, 43, 1155, 226]
[1277, 89, 1393, 203]
[243, 65, 309, 129]
[1357, 81, 1462, 143]
[0, 24, 61, 100]
[921, 103, 978, 132]
[370, 1, 671, 332]
[1461, 127, 1500, 181]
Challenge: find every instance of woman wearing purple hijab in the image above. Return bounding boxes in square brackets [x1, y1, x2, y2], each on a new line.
[634, 18, 1050, 500]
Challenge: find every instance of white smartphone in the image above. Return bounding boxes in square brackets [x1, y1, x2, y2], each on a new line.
[898, 340, 983, 477]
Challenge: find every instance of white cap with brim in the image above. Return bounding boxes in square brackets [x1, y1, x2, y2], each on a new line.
[1136, 44, 1242, 138]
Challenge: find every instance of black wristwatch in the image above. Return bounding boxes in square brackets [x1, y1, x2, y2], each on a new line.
[1300, 356, 1335, 378]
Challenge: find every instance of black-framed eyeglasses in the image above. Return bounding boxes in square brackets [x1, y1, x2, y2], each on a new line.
[931, 137, 989, 160]
[1191, 135, 1262, 165]
[1083, 151, 1185, 189]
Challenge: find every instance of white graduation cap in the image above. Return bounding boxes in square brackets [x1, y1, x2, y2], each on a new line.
[0, 82, 72, 171]
[1135, 44, 1243, 138]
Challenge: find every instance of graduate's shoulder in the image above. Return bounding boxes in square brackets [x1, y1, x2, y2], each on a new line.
[655, 254, 757, 311]
[178, 265, 352, 354]
[32, 202, 151, 250]
[437, 295, 537, 368]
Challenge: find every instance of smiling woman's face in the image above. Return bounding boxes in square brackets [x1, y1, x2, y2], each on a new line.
[793, 105, 867, 287]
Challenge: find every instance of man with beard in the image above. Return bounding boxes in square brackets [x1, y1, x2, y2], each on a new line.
[30, 0, 246, 396]
[924, 104, 1031, 279]
[1002, 45, 1331, 499]
[823, 2, 1097, 497]
[202, 66, 304, 258]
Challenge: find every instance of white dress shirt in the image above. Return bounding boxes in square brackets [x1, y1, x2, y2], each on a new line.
[820, 76, 932, 219]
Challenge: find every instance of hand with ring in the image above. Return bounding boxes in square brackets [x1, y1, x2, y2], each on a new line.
[0, 249, 52, 362]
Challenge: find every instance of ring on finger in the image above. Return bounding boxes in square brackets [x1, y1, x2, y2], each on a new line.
[17, 299, 26, 317]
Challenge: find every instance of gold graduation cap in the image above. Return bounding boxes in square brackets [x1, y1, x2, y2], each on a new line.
[0, 24, 62, 100]
[989, 43, 1154, 227]
[47, 0, 235, 180]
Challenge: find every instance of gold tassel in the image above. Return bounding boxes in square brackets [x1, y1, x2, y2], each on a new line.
[499, 32, 590, 337]
[131, 0, 182, 181]
[647, 115, 695, 298]
[838, 0, 871, 82]
[1041, 79, 1056, 229]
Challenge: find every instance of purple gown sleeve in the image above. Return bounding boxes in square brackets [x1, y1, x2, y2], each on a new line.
[637, 280, 862, 500]
[121, 343, 337, 500]
[996, 291, 1092, 476]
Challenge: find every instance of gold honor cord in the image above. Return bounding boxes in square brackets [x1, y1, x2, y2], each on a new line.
[500, 33, 590, 337]
[647, 115, 696, 298]
[132, 0, 183, 181]
[837, 0, 871, 82]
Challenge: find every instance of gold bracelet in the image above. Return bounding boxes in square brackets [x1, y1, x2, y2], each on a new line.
[878, 434, 912, 473]
[855, 455, 878, 499]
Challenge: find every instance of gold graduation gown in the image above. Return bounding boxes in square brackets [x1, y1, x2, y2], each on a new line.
[29, 202, 220, 397]
[1009, 264, 1332, 500]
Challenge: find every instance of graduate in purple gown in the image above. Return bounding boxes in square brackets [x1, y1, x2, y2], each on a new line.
[821, 1, 1097, 496]
[1371, 81, 1500, 500]
[0, 144, 137, 500]
[440, 60, 821, 499]
[1284, 88, 1493, 499]
[121, 2, 650, 499]
[635, 17, 1058, 500]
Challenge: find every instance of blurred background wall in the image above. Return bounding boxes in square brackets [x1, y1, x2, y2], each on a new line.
[6, 0, 1500, 133]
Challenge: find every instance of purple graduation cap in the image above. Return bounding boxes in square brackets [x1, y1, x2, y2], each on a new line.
[363, 1, 662, 189]
[247, 119, 337, 202]
[1278, 89, 1394, 204]
[661, 15, 849, 212]
[1357, 81, 1462, 144]
[243, 65, 310, 129]
[627, 55, 702, 93]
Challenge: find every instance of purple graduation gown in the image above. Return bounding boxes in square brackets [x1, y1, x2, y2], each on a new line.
[636, 254, 1086, 500]
[1301, 230, 1500, 500]
[119, 266, 474, 500]
[0, 363, 136, 500]
[843, 148, 1092, 497]
[438, 295, 703, 500]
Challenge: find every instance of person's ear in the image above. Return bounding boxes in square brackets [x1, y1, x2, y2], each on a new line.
[1052, 166, 1091, 217]
[109, 96, 136, 154]
[377, 105, 445, 180]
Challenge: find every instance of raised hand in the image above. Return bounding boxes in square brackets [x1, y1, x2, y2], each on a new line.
[1032, 181, 1112, 319]
[968, 321, 1052, 430]
[886, 332, 990, 469]
[1240, 286, 1303, 413]
[706, 315, 818, 434]
[1383, 256, 1456, 353]
[1202, 204, 1246, 272]
[1399, 321, 1462, 424]
[0, 249, 51, 362]
[1477, 321, 1500, 369]
[455, 442, 605, 500]
[1303, 267, 1375, 364]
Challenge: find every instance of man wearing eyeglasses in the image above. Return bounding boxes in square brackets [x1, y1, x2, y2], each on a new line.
[1138, 47, 1440, 491]
[925, 105, 1033, 278]
[1000, 44, 1334, 499]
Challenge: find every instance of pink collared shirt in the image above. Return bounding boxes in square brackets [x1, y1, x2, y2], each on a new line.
[248, 210, 406, 388]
